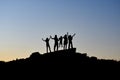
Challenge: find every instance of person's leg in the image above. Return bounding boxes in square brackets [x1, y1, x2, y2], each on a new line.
[54, 45, 55, 51]
[61, 42, 62, 47]
[68, 42, 70, 49]
[71, 42, 73, 48]
[66, 43, 68, 49]
[49, 45, 51, 52]
[63, 43, 65, 50]
[57, 44, 58, 51]
[65, 44, 67, 50]
[54, 45, 56, 52]
[58, 43, 60, 47]
[46, 46, 48, 53]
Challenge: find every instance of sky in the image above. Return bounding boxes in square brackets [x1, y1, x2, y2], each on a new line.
[0, 0, 120, 61]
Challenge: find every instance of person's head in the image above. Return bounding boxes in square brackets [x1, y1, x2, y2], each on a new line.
[46, 38, 49, 40]
[55, 35, 57, 38]
[64, 34, 66, 37]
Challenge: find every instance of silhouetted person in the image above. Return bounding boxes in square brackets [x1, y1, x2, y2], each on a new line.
[68, 33, 76, 49]
[59, 36, 63, 48]
[42, 37, 51, 53]
[63, 32, 68, 50]
[50, 35, 59, 51]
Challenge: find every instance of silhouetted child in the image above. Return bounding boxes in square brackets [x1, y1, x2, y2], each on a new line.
[50, 35, 59, 51]
[59, 36, 63, 48]
[68, 33, 76, 49]
[63, 32, 68, 50]
[42, 37, 51, 53]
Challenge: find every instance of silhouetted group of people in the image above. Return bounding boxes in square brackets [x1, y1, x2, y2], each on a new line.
[42, 32, 76, 53]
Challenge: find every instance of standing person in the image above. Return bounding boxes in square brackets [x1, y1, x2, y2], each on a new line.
[59, 36, 63, 48]
[50, 35, 59, 51]
[63, 32, 68, 50]
[68, 33, 76, 49]
[42, 37, 51, 53]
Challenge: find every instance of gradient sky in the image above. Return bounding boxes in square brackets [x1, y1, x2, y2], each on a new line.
[0, 0, 120, 61]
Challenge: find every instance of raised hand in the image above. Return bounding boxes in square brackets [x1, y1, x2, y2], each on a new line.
[42, 38, 45, 41]
[73, 33, 76, 37]
[67, 32, 69, 35]
[50, 36, 52, 38]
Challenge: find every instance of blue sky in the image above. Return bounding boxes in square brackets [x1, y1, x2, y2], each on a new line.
[0, 0, 120, 61]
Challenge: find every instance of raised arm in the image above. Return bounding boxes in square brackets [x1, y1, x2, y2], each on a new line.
[72, 33, 76, 37]
[50, 36, 54, 39]
[42, 38, 45, 41]
[67, 32, 69, 36]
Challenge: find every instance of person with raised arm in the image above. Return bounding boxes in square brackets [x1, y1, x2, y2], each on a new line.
[68, 33, 76, 49]
[42, 37, 51, 53]
[59, 36, 63, 48]
[63, 32, 68, 50]
[50, 35, 59, 51]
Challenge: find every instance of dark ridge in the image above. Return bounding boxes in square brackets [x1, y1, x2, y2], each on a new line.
[0, 48, 120, 77]
[1, 48, 119, 65]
